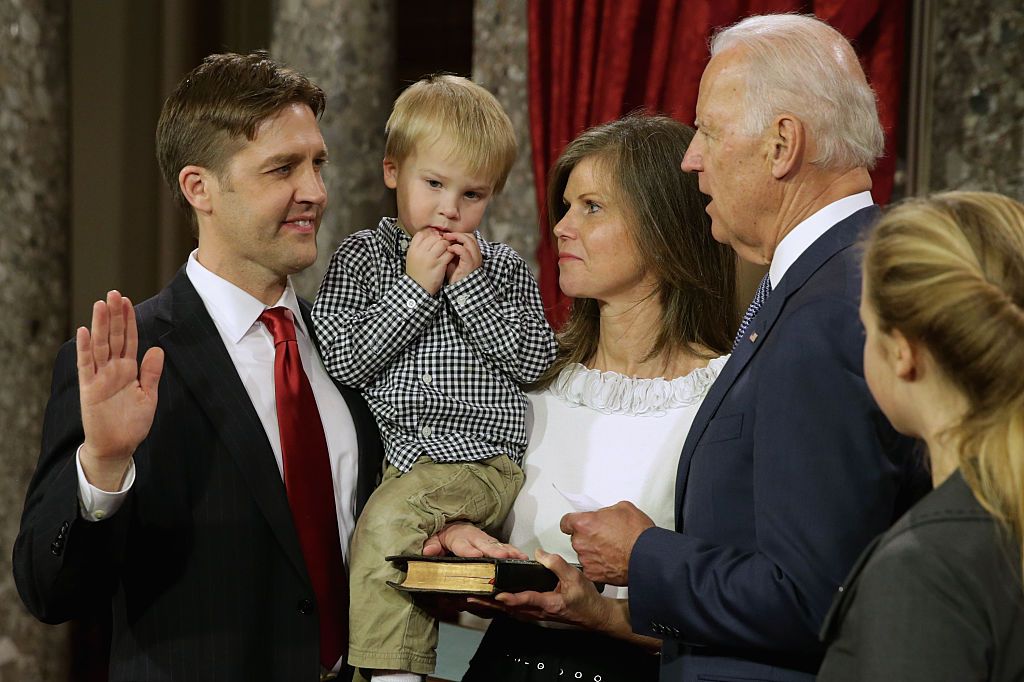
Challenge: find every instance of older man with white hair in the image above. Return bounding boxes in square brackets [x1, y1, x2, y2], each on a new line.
[557, 14, 931, 681]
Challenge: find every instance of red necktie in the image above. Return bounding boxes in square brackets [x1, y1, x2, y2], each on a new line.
[261, 307, 348, 668]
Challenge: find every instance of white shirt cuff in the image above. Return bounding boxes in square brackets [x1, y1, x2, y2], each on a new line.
[76, 445, 135, 522]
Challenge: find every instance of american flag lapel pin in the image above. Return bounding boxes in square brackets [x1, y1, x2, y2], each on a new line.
[749, 332, 758, 342]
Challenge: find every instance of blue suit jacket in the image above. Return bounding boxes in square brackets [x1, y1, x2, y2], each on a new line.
[628, 206, 931, 681]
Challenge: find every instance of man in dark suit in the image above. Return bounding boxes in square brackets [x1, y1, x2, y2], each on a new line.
[559, 15, 931, 681]
[14, 52, 382, 681]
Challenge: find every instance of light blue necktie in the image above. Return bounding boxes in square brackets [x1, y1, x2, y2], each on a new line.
[733, 273, 772, 350]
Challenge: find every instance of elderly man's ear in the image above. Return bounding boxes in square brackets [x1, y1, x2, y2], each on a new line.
[769, 115, 804, 179]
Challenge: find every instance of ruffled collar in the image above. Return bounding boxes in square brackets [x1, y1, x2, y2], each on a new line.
[549, 355, 729, 416]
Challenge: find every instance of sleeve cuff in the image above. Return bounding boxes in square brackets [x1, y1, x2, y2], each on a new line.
[76, 445, 135, 522]
[443, 268, 495, 318]
[390, 274, 442, 317]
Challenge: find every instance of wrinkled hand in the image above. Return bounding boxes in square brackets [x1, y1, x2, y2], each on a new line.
[78, 290, 164, 491]
[560, 501, 654, 586]
[422, 522, 528, 560]
[443, 232, 482, 285]
[494, 549, 612, 630]
[406, 229, 453, 295]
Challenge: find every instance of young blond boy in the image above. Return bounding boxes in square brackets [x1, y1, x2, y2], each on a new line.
[312, 75, 556, 680]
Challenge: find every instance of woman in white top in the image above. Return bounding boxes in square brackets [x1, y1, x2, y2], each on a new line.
[427, 113, 737, 682]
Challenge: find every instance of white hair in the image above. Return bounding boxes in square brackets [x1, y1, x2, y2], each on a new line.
[710, 14, 884, 170]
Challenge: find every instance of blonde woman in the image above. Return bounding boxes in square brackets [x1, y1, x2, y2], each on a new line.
[819, 191, 1024, 681]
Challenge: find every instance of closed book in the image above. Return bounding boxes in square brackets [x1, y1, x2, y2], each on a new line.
[386, 554, 560, 595]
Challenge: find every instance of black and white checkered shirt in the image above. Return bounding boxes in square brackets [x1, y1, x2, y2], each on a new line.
[312, 218, 557, 473]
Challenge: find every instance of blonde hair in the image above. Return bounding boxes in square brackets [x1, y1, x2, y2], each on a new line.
[711, 14, 883, 170]
[864, 191, 1024, 584]
[384, 74, 517, 192]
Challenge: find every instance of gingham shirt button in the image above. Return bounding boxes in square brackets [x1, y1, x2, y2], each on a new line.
[405, 298, 417, 309]
[421, 425, 433, 437]
[422, 373, 432, 384]
[400, 239, 410, 251]
[456, 294, 468, 306]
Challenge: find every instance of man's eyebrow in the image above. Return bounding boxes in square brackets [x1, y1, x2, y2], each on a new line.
[263, 149, 329, 167]
[263, 152, 303, 167]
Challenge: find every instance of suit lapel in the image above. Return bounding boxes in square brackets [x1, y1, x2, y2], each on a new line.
[674, 206, 880, 524]
[672, 315, 763, 524]
[155, 271, 308, 580]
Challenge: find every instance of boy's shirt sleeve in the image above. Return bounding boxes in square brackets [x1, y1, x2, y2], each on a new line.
[312, 231, 439, 388]
[443, 241, 557, 383]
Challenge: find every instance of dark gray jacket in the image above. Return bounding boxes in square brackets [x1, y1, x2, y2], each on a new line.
[819, 469, 1024, 682]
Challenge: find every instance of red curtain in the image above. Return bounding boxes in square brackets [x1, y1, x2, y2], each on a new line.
[528, 0, 907, 327]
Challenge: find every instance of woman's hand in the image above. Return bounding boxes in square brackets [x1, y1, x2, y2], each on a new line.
[422, 522, 528, 560]
[496, 549, 661, 651]
[493, 548, 611, 629]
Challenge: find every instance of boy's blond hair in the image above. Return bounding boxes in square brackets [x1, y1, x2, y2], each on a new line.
[385, 74, 517, 192]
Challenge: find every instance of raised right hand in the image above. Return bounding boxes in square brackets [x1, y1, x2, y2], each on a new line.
[405, 229, 453, 295]
[77, 290, 164, 491]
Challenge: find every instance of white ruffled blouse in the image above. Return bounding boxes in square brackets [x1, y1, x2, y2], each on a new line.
[504, 356, 728, 600]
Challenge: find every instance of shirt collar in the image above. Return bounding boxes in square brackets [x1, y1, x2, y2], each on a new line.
[185, 250, 307, 344]
[377, 217, 409, 257]
[769, 191, 874, 288]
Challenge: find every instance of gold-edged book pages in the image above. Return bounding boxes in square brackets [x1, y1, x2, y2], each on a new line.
[386, 555, 560, 595]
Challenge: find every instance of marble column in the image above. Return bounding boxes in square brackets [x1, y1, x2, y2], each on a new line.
[272, 0, 397, 299]
[473, 0, 538, 274]
[0, 1, 71, 680]
[928, 1, 1024, 198]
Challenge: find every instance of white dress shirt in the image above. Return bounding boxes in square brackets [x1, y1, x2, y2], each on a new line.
[77, 251, 360, 563]
[769, 191, 874, 288]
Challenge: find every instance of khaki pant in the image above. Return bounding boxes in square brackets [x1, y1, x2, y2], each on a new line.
[347, 455, 524, 675]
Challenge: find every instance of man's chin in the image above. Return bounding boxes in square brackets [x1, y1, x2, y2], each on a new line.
[710, 223, 731, 246]
[282, 243, 318, 274]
